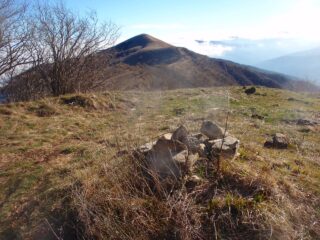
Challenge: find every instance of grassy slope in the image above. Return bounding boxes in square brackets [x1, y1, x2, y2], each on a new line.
[0, 87, 319, 239]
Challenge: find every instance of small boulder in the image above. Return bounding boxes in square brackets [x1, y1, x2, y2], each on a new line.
[264, 133, 289, 149]
[172, 126, 203, 154]
[200, 121, 225, 140]
[244, 87, 256, 95]
[171, 125, 188, 143]
[209, 136, 240, 159]
[251, 113, 264, 120]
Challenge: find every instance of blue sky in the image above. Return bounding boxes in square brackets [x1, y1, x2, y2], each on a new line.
[65, 0, 320, 64]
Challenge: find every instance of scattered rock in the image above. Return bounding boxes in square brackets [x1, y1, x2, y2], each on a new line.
[287, 97, 296, 101]
[244, 87, 256, 95]
[209, 136, 240, 159]
[264, 133, 289, 149]
[296, 119, 318, 126]
[251, 113, 264, 120]
[200, 121, 225, 140]
[172, 107, 185, 116]
[283, 118, 318, 126]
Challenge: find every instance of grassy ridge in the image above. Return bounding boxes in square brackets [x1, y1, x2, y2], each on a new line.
[0, 87, 319, 239]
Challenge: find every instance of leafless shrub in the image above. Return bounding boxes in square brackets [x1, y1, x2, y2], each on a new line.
[2, 1, 119, 101]
[0, 0, 30, 85]
[28, 2, 119, 96]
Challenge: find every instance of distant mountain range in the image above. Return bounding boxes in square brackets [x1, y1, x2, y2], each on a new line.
[257, 47, 320, 83]
[99, 34, 316, 91]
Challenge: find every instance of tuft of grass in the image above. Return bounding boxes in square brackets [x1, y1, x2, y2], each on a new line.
[27, 103, 57, 117]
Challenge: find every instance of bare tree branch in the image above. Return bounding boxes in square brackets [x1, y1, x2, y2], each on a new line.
[27, 2, 120, 96]
[0, 0, 30, 84]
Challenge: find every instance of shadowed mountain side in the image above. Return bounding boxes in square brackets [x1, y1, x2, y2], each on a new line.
[3, 34, 318, 100]
[100, 34, 318, 92]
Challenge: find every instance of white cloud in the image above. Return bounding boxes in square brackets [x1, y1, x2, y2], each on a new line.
[191, 42, 233, 57]
[168, 37, 233, 57]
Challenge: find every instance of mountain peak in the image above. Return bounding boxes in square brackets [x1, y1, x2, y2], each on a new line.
[115, 33, 171, 52]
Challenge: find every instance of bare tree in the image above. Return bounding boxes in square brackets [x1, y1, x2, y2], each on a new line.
[27, 2, 119, 96]
[0, 0, 30, 85]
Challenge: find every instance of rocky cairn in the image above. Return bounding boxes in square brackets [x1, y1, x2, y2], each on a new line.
[136, 121, 240, 180]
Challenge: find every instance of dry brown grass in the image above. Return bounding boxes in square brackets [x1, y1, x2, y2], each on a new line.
[71, 144, 293, 240]
[0, 87, 319, 239]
